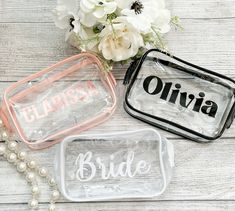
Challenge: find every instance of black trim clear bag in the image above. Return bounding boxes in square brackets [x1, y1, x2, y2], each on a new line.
[123, 49, 235, 142]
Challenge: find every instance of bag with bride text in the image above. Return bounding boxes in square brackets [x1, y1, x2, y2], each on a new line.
[55, 129, 174, 201]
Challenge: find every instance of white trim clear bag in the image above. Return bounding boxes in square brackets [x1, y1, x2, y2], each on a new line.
[54, 129, 174, 201]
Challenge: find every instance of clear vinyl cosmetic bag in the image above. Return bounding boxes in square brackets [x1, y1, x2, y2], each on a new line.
[55, 129, 174, 201]
[123, 49, 235, 142]
[0, 53, 117, 149]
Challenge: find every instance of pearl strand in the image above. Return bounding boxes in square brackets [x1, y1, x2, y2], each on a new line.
[0, 119, 60, 210]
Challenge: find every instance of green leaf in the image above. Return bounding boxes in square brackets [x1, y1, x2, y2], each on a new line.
[107, 13, 117, 21]
[93, 24, 105, 34]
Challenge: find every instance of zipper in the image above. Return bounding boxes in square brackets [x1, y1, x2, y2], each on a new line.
[123, 59, 140, 85]
[225, 104, 235, 129]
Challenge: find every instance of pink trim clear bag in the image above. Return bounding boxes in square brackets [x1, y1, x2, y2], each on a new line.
[0, 53, 117, 149]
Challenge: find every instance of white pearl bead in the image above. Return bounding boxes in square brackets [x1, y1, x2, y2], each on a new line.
[17, 162, 27, 173]
[26, 172, 35, 183]
[51, 190, 60, 201]
[39, 167, 48, 177]
[0, 119, 4, 127]
[48, 177, 56, 187]
[27, 160, 37, 169]
[7, 152, 17, 163]
[31, 185, 40, 196]
[48, 203, 56, 211]
[28, 198, 38, 209]
[1, 131, 8, 140]
[18, 151, 27, 160]
[8, 141, 18, 151]
[0, 144, 6, 155]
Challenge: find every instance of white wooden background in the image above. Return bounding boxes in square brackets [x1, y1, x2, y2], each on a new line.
[1, 0, 235, 210]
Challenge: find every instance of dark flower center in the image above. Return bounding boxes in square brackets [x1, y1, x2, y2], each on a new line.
[131, 1, 144, 15]
[69, 17, 75, 29]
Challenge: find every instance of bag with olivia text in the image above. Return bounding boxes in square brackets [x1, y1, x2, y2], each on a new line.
[1, 53, 117, 149]
[123, 49, 235, 142]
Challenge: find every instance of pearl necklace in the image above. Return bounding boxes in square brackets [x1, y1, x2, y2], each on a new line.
[0, 119, 60, 211]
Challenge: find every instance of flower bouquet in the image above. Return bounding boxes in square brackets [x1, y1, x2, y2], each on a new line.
[53, 0, 179, 65]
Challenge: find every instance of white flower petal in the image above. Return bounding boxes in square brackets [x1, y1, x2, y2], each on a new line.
[80, 0, 94, 13]
[117, 0, 172, 34]
[121, 8, 135, 16]
[116, 16, 151, 34]
[80, 12, 97, 27]
[115, 0, 132, 9]
[156, 9, 171, 24]
[143, 0, 165, 10]
[52, 15, 69, 29]
[88, 0, 99, 4]
[93, 7, 106, 18]
[98, 22, 143, 61]
[72, 20, 87, 39]
[52, 6, 73, 30]
[56, 0, 79, 15]
[65, 29, 73, 41]
[80, 0, 116, 19]
[153, 9, 171, 33]
[159, 24, 171, 33]
[104, 2, 117, 14]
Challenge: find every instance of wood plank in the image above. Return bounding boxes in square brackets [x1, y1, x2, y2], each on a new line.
[0, 201, 235, 211]
[0, 0, 235, 23]
[0, 138, 235, 203]
[0, 19, 235, 81]
[0, 0, 56, 23]
[170, 0, 235, 19]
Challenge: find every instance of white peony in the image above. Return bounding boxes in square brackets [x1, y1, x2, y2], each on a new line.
[116, 0, 171, 34]
[80, 0, 117, 27]
[98, 21, 144, 61]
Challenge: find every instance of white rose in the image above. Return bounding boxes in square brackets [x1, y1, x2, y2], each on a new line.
[98, 21, 144, 61]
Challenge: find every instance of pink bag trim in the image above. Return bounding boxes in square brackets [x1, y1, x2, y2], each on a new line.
[2, 53, 117, 149]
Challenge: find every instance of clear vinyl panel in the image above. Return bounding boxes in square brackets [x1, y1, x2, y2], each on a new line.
[4, 54, 115, 145]
[56, 129, 174, 201]
[126, 50, 235, 140]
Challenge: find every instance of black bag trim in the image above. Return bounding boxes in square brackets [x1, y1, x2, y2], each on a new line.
[124, 49, 235, 142]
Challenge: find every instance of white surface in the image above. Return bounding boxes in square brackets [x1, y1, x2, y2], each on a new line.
[0, 0, 235, 210]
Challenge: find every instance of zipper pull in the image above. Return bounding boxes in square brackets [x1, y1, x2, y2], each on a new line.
[225, 106, 235, 129]
[123, 59, 139, 85]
